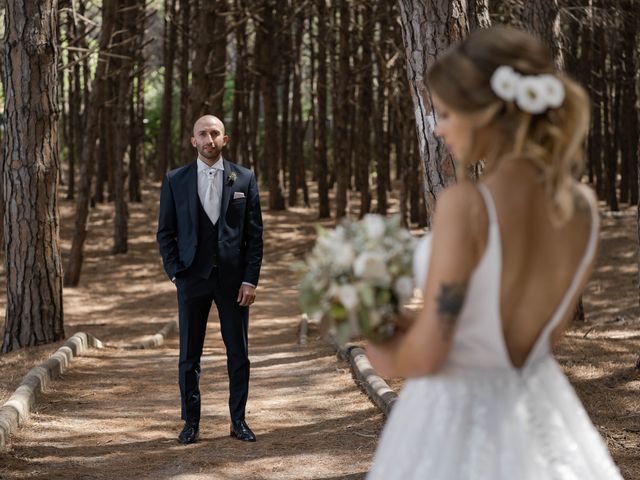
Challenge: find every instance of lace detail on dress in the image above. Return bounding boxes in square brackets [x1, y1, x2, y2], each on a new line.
[368, 359, 622, 480]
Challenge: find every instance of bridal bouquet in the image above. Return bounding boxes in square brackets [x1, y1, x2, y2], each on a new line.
[299, 214, 416, 345]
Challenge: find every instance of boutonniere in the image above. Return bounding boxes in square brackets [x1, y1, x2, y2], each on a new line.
[227, 171, 237, 186]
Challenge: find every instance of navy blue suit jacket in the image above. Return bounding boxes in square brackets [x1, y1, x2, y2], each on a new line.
[157, 158, 263, 290]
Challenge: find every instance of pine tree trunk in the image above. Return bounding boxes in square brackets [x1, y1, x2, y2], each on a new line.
[334, 0, 350, 218]
[288, 7, 304, 207]
[395, 98, 409, 227]
[259, 0, 286, 210]
[2, 0, 64, 352]
[612, 20, 626, 205]
[587, 1, 605, 199]
[489, 0, 524, 28]
[315, 0, 330, 218]
[250, 73, 261, 179]
[209, 0, 227, 115]
[356, 3, 373, 218]
[375, 2, 390, 215]
[65, 11, 78, 200]
[112, 0, 137, 254]
[59, 20, 67, 189]
[129, 68, 144, 203]
[601, 29, 618, 211]
[96, 73, 116, 204]
[178, 0, 190, 167]
[347, 26, 357, 192]
[522, 0, 564, 68]
[468, 0, 491, 30]
[635, 2, 640, 304]
[231, 0, 248, 165]
[129, 1, 145, 206]
[155, 0, 177, 180]
[281, 7, 292, 195]
[409, 135, 423, 225]
[328, 1, 338, 193]
[397, 0, 468, 225]
[620, 1, 638, 206]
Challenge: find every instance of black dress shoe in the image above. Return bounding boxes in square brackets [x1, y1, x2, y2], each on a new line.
[230, 420, 256, 442]
[177, 422, 199, 444]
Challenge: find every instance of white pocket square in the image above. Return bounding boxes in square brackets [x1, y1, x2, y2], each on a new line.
[233, 192, 246, 199]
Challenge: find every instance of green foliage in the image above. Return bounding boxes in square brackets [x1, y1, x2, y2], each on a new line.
[224, 76, 235, 131]
[143, 68, 168, 160]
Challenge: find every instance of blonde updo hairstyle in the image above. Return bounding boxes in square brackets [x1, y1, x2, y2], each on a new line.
[427, 26, 590, 224]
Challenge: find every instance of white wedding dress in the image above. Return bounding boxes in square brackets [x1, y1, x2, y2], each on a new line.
[367, 184, 623, 480]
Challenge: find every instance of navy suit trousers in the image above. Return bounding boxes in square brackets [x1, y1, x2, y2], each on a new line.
[176, 271, 250, 424]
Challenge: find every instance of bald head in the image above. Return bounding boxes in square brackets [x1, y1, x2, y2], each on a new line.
[191, 115, 228, 164]
[193, 115, 225, 136]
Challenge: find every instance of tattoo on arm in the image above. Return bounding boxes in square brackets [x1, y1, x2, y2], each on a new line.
[436, 282, 467, 340]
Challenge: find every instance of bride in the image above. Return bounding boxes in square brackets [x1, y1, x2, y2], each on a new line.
[366, 26, 622, 479]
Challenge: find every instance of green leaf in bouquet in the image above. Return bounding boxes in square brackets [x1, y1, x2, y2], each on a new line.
[358, 283, 375, 308]
[375, 288, 392, 306]
[290, 260, 309, 274]
[298, 277, 324, 313]
[334, 272, 347, 283]
[314, 224, 327, 236]
[329, 303, 347, 321]
[298, 291, 320, 315]
[356, 307, 372, 335]
[335, 321, 353, 346]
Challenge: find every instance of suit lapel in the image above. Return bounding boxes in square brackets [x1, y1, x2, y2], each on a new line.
[220, 158, 232, 232]
[186, 161, 199, 229]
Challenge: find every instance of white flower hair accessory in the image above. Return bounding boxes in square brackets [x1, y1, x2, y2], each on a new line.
[490, 65, 565, 114]
[539, 74, 565, 108]
[490, 65, 519, 101]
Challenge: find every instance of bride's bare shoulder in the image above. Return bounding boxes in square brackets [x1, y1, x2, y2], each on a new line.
[433, 182, 489, 258]
[435, 181, 484, 216]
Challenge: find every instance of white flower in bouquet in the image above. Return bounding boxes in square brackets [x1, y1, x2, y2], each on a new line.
[363, 214, 386, 240]
[353, 251, 389, 284]
[335, 284, 358, 311]
[314, 226, 355, 273]
[299, 214, 416, 345]
[394, 276, 414, 302]
[332, 243, 356, 271]
[356, 282, 375, 308]
[368, 310, 383, 328]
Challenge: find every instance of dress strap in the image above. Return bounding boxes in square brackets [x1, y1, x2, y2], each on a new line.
[477, 184, 498, 226]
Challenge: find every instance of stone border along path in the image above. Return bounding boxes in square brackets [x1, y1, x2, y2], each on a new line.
[0, 318, 178, 449]
[298, 315, 398, 417]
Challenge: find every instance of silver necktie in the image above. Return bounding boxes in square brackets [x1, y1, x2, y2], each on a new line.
[204, 168, 220, 225]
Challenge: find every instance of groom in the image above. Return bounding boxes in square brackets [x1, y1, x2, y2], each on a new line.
[157, 114, 263, 444]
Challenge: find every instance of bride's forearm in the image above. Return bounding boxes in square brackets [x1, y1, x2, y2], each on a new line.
[384, 307, 451, 378]
[367, 306, 454, 378]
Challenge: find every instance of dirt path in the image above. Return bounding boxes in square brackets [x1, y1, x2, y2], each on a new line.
[0, 187, 383, 480]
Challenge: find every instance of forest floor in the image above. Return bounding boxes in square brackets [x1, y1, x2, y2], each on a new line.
[0, 182, 638, 479]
